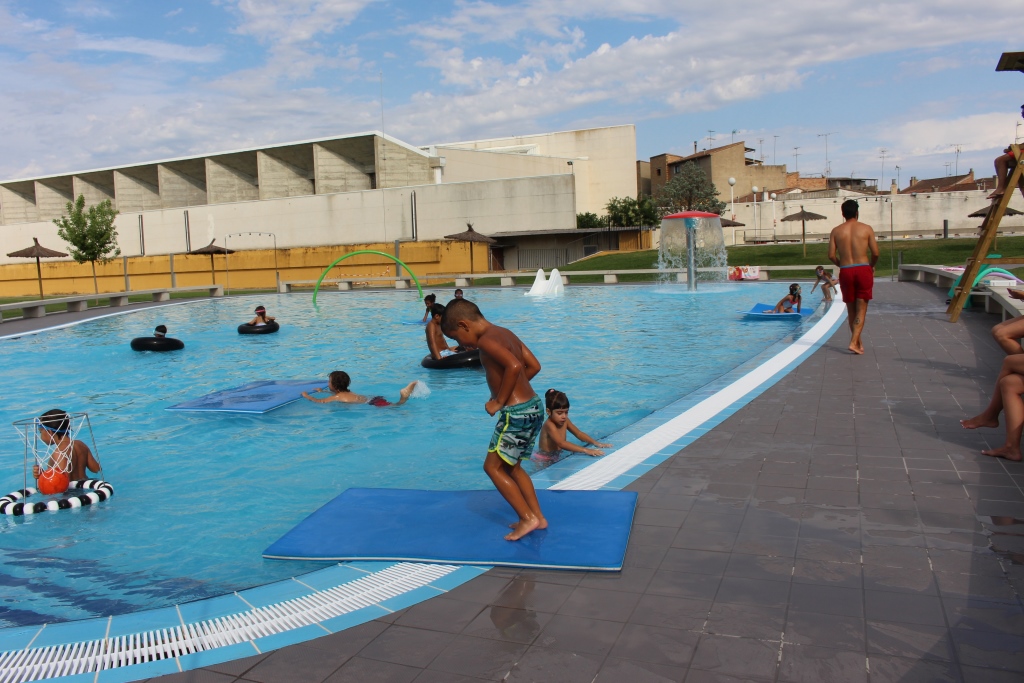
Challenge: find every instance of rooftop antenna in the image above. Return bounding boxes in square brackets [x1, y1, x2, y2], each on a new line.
[792, 146, 801, 173]
[706, 130, 715, 149]
[731, 129, 738, 144]
[950, 144, 963, 175]
[818, 132, 838, 178]
[944, 161, 952, 177]
[773, 135, 779, 165]
[758, 138, 765, 162]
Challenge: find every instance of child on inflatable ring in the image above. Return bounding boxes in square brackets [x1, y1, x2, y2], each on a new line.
[32, 409, 101, 491]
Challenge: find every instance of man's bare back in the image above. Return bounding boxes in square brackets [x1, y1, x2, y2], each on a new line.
[828, 219, 879, 267]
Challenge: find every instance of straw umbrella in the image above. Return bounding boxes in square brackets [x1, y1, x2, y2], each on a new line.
[444, 223, 497, 274]
[7, 238, 67, 299]
[720, 218, 745, 227]
[969, 205, 1023, 250]
[188, 240, 234, 285]
[780, 206, 828, 257]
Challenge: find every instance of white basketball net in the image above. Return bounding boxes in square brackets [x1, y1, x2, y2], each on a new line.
[13, 412, 95, 476]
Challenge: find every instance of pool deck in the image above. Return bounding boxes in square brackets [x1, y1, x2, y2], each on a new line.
[30, 282, 1024, 681]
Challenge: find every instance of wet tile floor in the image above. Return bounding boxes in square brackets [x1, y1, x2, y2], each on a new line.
[143, 281, 1024, 683]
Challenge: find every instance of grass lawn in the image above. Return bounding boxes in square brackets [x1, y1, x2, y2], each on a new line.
[557, 236, 1024, 281]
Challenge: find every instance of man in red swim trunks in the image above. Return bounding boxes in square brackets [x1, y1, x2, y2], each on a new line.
[829, 199, 879, 355]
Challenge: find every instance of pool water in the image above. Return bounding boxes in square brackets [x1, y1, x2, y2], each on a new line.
[0, 284, 811, 627]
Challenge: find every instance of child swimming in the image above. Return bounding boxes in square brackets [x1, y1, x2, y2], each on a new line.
[532, 389, 612, 466]
[246, 305, 276, 326]
[32, 409, 101, 482]
[302, 371, 418, 407]
[420, 294, 437, 323]
[773, 284, 802, 313]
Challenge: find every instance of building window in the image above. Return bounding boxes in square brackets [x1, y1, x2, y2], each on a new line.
[656, 169, 661, 176]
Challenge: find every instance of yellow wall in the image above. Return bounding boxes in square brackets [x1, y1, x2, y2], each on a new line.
[0, 240, 494, 297]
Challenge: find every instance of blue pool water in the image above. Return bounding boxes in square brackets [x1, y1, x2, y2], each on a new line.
[0, 284, 812, 627]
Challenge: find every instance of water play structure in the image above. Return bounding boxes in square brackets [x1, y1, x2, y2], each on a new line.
[311, 250, 424, 304]
[525, 268, 565, 297]
[659, 212, 728, 290]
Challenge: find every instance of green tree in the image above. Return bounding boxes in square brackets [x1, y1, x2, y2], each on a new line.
[654, 162, 726, 215]
[576, 211, 604, 230]
[54, 194, 121, 294]
[605, 195, 660, 228]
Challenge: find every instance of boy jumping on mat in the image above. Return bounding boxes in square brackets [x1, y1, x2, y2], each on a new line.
[441, 298, 546, 541]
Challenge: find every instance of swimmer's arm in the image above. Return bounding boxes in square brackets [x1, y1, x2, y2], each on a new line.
[810, 280, 819, 293]
[247, 316, 259, 325]
[553, 422, 604, 456]
[478, 337, 522, 412]
[301, 389, 333, 403]
[566, 419, 610, 448]
[79, 442, 100, 474]
[520, 342, 541, 381]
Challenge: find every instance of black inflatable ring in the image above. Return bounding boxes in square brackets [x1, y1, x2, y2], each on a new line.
[421, 349, 481, 369]
[0, 479, 114, 516]
[131, 336, 184, 352]
[238, 321, 280, 335]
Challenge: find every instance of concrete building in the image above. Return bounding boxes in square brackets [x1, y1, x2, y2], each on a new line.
[0, 126, 641, 295]
[644, 142, 789, 204]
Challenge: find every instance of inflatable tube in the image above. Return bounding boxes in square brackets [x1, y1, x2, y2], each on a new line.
[131, 336, 184, 352]
[238, 321, 280, 335]
[947, 266, 1021, 306]
[421, 349, 481, 369]
[0, 479, 114, 516]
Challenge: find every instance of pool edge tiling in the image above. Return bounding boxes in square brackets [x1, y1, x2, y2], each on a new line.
[0, 291, 847, 683]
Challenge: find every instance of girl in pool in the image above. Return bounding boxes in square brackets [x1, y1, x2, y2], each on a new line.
[810, 266, 837, 302]
[246, 305, 276, 326]
[532, 389, 612, 466]
[301, 370, 418, 407]
[773, 284, 802, 313]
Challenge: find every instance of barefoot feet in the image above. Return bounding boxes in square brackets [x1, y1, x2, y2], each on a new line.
[981, 445, 1022, 461]
[960, 415, 999, 429]
[505, 516, 541, 541]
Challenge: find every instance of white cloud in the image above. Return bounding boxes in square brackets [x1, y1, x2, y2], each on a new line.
[892, 112, 1019, 157]
[164, 8, 183, 19]
[76, 35, 223, 63]
[64, 1, 113, 19]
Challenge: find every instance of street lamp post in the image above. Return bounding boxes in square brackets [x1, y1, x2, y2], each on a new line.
[728, 177, 736, 219]
[752, 186, 759, 241]
[770, 193, 777, 243]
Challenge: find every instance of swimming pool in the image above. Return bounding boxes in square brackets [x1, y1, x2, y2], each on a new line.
[0, 284, 817, 627]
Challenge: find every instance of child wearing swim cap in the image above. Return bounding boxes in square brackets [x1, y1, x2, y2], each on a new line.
[32, 409, 101, 483]
[247, 305, 276, 327]
[532, 389, 612, 467]
[301, 371, 418, 407]
[773, 284, 802, 313]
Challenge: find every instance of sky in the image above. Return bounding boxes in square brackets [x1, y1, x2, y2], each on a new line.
[1, 0, 1023, 192]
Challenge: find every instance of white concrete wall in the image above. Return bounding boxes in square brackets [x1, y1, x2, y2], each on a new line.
[0, 175, 576, 265]
[724, 190, 1024, 246]
[435, 125, 636, 216]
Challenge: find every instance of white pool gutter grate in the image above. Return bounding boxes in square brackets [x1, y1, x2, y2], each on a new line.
[0, 562, 456, 683]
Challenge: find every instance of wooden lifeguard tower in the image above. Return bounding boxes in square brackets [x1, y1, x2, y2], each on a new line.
[947, 52, 1024, 322]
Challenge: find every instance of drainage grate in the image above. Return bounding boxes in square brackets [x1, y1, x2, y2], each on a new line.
[0, 562, 456, 683]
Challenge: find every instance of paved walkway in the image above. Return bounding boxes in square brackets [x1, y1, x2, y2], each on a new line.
[133, 281, 1020, 682]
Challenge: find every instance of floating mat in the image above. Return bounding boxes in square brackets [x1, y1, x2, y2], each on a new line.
[167, 379, 323, 414]
[264, 488, 638, 571]
[740, 303, 814, 319]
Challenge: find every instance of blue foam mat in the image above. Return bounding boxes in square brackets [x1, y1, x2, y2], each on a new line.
[167, 380, 322, 413]
[740, 303, 814, 319]
[264, 488, 638, 571]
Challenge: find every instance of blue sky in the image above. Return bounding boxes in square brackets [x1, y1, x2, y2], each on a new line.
[1, 0, 1023, 192]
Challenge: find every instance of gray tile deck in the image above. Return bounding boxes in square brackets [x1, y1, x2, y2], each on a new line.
[140, 281, 1022, 682]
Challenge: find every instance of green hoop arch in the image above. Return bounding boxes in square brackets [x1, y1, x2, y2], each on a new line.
[311, 250, 424, 305]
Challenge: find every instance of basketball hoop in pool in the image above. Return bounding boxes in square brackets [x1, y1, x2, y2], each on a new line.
[3, 412, 114, 516]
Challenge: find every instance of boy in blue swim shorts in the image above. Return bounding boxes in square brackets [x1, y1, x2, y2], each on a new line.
[442, 298, 546, 541]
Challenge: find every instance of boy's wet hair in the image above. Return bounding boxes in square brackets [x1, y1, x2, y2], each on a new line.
[841, 199, 859, 219]
[545, 389, 570, 411]
[328, 371, 351, 392]
[441, 298, 483, 334]
[424, 294, 436, 304]
[255, 305, 266, 314]
[39, 409, 71, 435]
[154, 325, 167, 337]
[454, 289, 464, 296]
[430, 303, 446, 318]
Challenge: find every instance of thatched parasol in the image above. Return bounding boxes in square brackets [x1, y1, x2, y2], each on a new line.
[7, 238, 67, 299]
[189, 240, 234, 284]
[781, 207, 828, 257]
[444, 223, 496, 274]
[968, 205, 1024, 218]
[720, 218, 745, 227]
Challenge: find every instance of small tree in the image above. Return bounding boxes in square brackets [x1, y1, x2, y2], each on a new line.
[654, 162, 726, 216]
[54, 194, 121, 294]
[605, 195, 660, 228]
[576, 212, 604, 230]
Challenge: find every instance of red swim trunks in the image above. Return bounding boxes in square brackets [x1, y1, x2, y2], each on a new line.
[839, 265, 874, 303]
[367, 396, 391, 407]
